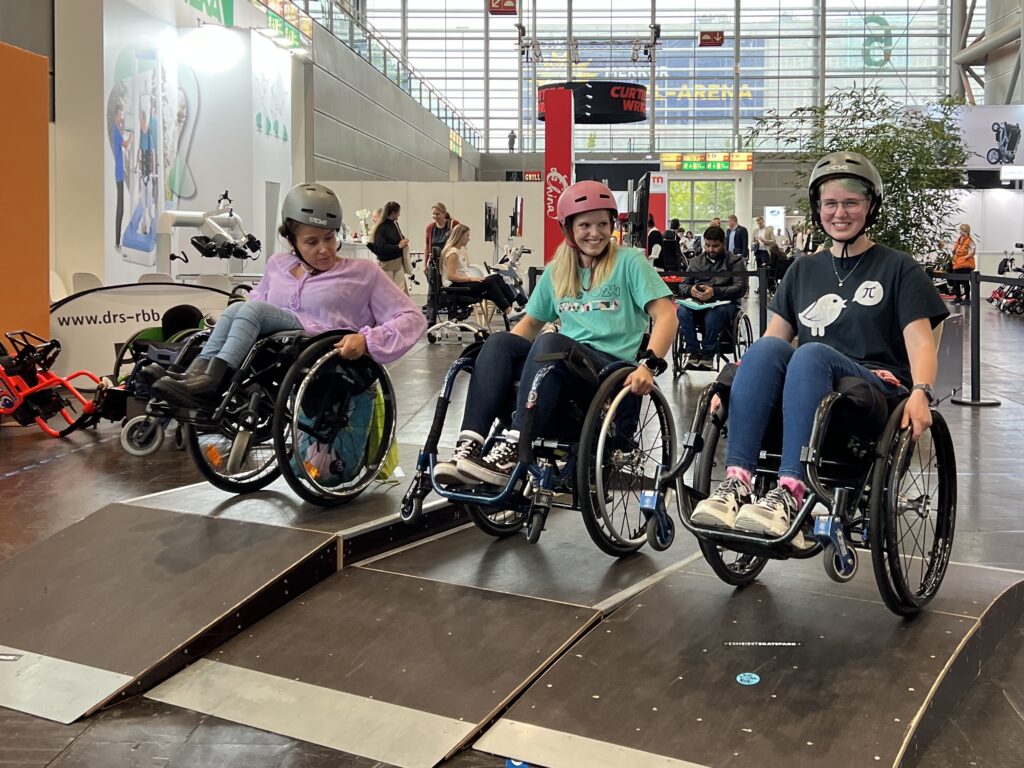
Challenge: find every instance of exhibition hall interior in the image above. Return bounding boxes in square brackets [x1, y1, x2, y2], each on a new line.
[4, 0, 1024, 766]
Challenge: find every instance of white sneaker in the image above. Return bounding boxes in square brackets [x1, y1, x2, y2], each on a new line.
[735, 486, 799, 537]
[691, 477, 752, 528]
[434, 437, 482, 485]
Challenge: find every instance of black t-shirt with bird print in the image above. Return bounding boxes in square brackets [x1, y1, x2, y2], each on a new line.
[769, 244, 948, 387]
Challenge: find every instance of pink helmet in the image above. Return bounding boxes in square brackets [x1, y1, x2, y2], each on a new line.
[556, 180, 617, 226]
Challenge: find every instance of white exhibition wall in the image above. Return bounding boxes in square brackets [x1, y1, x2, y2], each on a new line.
[952, 187, 1024, 272]
[322, 181, 546, 297]
[100, 0, 292, 285]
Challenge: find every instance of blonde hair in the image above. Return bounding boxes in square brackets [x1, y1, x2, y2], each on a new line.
[368, 207, 386, 242]
[959, 223, 971, 236]
[549, 240, 621, 299]
[442, 223, 470, 256]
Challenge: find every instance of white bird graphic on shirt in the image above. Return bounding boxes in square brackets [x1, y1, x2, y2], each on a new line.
[799, 294, 846, 337]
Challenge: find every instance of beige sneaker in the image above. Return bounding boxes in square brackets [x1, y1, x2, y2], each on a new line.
[691, 477, 752, 528]
[735, 486, 799, 537]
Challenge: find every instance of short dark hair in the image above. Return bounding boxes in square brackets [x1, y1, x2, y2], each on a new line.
[703, 225, 726, 243]
[669, 218, 681, 230]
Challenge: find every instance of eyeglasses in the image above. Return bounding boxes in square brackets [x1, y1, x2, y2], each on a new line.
[819, 199, 867, 213]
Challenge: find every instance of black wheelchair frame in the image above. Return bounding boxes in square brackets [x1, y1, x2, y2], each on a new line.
[401, 340, 677, 557]
[424, 246, 494, 345]
[142, 329, 396, 506]
[671, 304, 754, 376]
[639, 370, 957, 616]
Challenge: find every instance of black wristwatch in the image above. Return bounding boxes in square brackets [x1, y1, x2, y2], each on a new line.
[911, 383, 935, 404]
[639, 350, 668, 376]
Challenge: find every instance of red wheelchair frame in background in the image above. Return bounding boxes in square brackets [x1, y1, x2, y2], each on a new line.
[0, 331, 103, 438]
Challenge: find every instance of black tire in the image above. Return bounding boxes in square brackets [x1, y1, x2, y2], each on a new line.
[183, 386, 280, 494]
[692, 415, 770, 586]
[465, 503, 527, 538]
[869, 405, 956, 615]
[646, 515, 675, 551]
[987, 148, 1001, 165]
[823, 542, 857, 583]
[526, 507, 546, 544]
[272, 336, 396, 507]
[732, 313, 754, 362]
[578, 368, 677, 557]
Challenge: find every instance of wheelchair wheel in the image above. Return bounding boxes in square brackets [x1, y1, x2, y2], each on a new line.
[120, 415, 164, 456]
[869, 405, 956, 615]
[578, 367, 676, 557]
[731, 312, 754, 362]
[692, 413, 770, 586]
[183, 384, 280, 494]
[465, 504, 527, 538]
[273, 336, 397, 507]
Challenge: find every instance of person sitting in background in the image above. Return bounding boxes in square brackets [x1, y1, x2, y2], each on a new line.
[440, 224, 523, 319]
[675, 225, 748, 370]
[152, 184, 426, 408]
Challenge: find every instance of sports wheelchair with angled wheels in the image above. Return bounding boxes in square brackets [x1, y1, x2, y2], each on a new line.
[400, 337, 676, 557]
[639, 364, 956, 615]
[144, 330, 396, 504]
[671, 304, 754, 376]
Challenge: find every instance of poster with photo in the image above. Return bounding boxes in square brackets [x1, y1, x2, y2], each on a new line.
[957, 105, 1024, 170]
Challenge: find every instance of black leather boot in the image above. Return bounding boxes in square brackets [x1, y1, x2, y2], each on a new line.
[151, 357, 233, 408]
[140, 355, 209, 384]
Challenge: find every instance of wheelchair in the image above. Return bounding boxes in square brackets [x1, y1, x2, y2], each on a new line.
[424, 246, 492, 345]
[143, 330, 396, 506]
[400, 337, 677, 557]
[639, 364, 957, 616]
[671, 303, 754, 376]
[0, 331, 105, 437]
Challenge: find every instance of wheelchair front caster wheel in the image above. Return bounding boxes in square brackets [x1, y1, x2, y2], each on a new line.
[646, 516, 675, 551]
[526, 507, 547, 544]
[401, 496, 423, 524]
[427, 333, 437, 344]
[120, 415, 165, 457]
[823, 543, 857, 583]
[173, 424, 185, 450]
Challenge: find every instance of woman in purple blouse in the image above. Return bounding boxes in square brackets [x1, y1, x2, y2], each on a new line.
[153, 183, 426, 408]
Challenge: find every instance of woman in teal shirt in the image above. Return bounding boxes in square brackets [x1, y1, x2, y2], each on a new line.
[434, 181, 678, 487]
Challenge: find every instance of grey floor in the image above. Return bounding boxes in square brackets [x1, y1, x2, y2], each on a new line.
[2, 297, 1023, 768]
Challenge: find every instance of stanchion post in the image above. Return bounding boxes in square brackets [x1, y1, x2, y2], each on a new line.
[757, 265, 769, 336]
[952, 270, 1001, 407]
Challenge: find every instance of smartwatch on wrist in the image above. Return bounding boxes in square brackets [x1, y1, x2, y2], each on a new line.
[639, 350, 668, 376]
[911, 383, 935, 404]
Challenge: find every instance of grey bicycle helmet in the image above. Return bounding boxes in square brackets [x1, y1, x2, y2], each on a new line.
[807, 151, 884, 234]
[282, 183, 342, 231]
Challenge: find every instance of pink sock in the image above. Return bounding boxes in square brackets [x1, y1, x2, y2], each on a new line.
[779, 476, 806, 506]
[726, 466, 753, 489]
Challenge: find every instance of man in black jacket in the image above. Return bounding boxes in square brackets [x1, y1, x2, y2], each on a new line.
[675, 225, 748, 369]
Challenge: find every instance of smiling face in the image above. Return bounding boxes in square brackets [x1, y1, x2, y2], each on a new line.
[432, 207, 446, 226]
[818, 179, 868, 242]
[570, 210, 614, 258]
[293, 223, 339, 272]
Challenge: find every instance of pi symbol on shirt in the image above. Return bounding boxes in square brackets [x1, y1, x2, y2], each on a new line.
[853, 281, 884, 307]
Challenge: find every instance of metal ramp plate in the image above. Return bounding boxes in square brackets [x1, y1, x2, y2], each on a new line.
[0, 504, 335, 723]
[475, 559, 1024, 768]
[148, 566, 600, 768]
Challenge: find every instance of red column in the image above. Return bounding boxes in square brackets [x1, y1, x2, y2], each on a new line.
[542, 88, 574, 263]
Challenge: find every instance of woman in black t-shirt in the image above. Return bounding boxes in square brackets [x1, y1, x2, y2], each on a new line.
[691, 151, 948, 540]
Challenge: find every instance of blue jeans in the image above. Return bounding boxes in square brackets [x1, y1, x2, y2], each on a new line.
[461, 331, 617, 438]
[200, 300, 304, 369]
[726, 337, 905, 482]
[676, 303, 737, 355]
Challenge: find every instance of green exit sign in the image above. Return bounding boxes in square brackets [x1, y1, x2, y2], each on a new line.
[682, 161, 707, 171]
[706, 161, 730, 170]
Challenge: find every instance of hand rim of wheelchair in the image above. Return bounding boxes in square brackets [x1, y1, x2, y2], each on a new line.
[272, 335, 397, 507]
[582, 369, 677, 555]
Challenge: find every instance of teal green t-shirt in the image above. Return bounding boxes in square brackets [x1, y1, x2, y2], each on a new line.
[525, 247, 672, 362]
